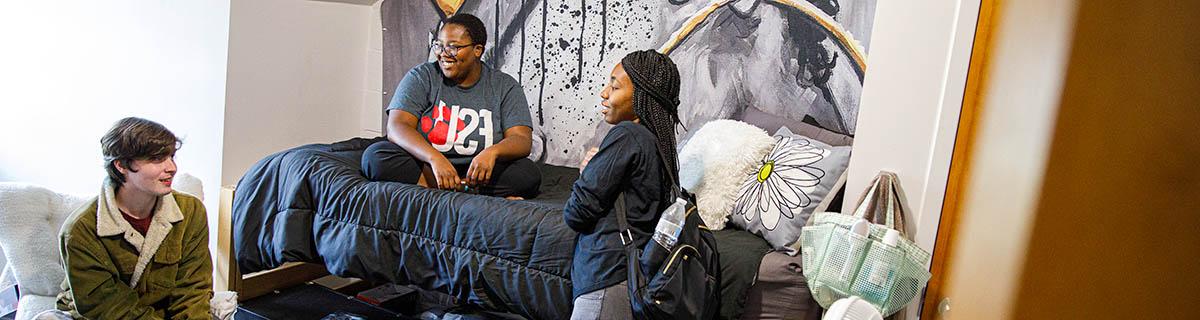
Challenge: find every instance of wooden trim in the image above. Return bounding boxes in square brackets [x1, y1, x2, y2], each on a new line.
[237, 262, 331, 302]
[919, 0, 999, 318]
[218, 186, 238, 293]
[220, 185, 241, 293]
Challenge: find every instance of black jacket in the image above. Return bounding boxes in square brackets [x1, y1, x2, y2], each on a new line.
[564, 121, 672, 298]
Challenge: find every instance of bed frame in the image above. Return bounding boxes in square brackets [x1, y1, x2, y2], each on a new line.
[219, 186, 354, 301]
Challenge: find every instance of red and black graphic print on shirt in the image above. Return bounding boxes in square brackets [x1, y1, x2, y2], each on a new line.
[419, 101, 495, 156]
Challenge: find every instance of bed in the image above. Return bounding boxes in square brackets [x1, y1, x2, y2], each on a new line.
[232, 137, 824, 320]
[318, 1, 865, 317]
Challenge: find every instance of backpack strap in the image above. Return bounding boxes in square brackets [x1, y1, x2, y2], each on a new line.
[613, 192, 635, 246]
[614, 145, 680, 246]
[652, 140, 683, 199]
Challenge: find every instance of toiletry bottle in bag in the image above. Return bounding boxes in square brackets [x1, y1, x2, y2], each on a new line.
[860, 229, 901, 303]
[652, 197, 689, 249]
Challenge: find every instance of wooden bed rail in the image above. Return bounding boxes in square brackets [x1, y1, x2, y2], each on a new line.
[217, 185, 331, 301]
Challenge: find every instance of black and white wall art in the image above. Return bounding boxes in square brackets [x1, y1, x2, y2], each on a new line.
[383, 0, 877, 167]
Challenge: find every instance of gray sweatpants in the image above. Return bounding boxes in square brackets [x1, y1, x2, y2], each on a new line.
[570, 281, 632, 320]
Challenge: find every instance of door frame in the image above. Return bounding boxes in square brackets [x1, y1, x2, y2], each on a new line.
[919, 0, 999, 318]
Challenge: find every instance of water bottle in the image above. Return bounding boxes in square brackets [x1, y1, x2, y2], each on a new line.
[652, 197, 689, 250]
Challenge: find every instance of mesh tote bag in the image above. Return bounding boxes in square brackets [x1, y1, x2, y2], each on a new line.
[800, 171, 931, 316]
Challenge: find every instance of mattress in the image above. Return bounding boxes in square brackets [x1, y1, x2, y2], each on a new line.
[740, 252, 824, 320]
[231, 138, 788, 319]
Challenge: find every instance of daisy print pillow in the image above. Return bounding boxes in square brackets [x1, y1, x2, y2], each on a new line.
[730, 130, 851, 254]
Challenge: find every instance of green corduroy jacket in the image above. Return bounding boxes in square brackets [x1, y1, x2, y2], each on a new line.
[56, 185, 212, 319]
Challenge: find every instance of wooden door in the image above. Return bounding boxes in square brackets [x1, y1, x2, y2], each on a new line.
[934, 0, 1200, 318]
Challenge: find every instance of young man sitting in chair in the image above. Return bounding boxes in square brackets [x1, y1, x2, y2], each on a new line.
[54, 117, 212, 319]
[361, 13, 541, 200]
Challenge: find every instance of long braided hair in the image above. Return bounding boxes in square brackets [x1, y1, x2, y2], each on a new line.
[620, 50, 683, 186]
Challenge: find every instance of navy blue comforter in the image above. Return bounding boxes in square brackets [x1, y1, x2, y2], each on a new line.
[232, 138, 577, 319]
[232, 138, 767, 320]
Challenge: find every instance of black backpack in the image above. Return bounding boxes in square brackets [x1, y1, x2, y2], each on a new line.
[613, 151, 721, 320]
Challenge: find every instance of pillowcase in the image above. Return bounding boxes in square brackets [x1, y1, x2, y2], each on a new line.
[729, 127, 852, 254]
[678, 120, 777, 230]
[737, 106, 855, 147]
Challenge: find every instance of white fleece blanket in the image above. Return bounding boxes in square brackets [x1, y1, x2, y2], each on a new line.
[0, 183, 85, 298]
[678, 120, 777, 230]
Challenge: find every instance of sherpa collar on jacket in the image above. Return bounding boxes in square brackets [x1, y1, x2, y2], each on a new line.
[94, 179, 184, 287]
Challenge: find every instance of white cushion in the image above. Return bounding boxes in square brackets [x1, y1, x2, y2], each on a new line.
[16, 294, 57, 320]
[1, 248, 10, 286]
[0, 183, 85, 297]
[173, 172, 205, 202]
[1, 264, 13, 288]
[678, 120, 777, 230]
[729, 128, 852, 254]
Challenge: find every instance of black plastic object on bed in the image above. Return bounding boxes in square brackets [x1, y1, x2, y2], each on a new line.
[232, 138, 769, 320]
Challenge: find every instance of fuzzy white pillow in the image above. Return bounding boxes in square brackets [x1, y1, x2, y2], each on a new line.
[173, 172, 205, 202]
[0, 183, 86, 298]
[678, 120, 777, 230]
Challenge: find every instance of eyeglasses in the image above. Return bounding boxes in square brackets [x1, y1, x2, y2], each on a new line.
[431, 41, 477, 55]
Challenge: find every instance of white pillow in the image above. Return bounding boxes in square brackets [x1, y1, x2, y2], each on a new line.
[678, 120, 777, 230]
[729, 127, 852, 254]
[0, 247, 9, 286]
[173, 172, 205, 201]
[1, 264, 13, 289]
[0, 183, 86, 297]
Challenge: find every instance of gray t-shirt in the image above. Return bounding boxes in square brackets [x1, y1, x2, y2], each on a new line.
[388, 62, 533, 157]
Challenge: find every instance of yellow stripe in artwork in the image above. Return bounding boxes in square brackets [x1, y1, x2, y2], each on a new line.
[436, 0, 465, 17]
[657, 0, 868, 73]
[771, 0, 868, 73]
[658, 0, 732, 55]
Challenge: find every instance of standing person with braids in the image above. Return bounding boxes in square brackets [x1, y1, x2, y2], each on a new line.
[563, 50, 683, 320]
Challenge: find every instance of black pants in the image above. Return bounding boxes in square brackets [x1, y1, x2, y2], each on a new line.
[361, 141, 542, 198]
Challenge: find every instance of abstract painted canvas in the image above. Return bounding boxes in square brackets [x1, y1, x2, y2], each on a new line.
[383, 0, 877, 167]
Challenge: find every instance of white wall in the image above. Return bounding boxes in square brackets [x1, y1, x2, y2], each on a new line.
[222, 0, 378, 187]
[846, 0, 979, 252]
[844, 0, 982, 317]
[365, 1, 385, 135]
[0, 0, 230, 224]
[1, 0, 381, 293]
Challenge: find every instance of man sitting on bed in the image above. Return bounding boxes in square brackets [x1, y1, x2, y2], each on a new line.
[363, 13, 541, 199]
